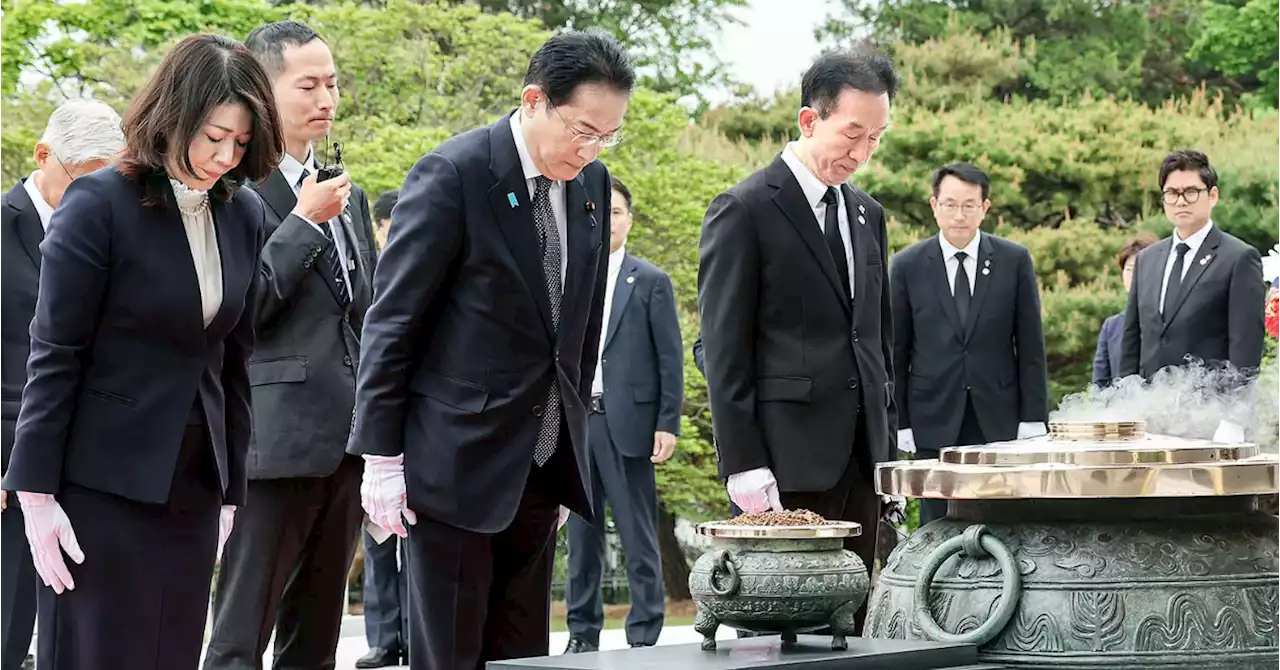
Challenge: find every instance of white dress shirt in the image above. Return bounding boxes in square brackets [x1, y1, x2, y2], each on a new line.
[1159, 220, 1214, 314]
[22, 172, 55, 231]
[938, 231, 981, 296]
[780, 143, 855, 298]
[279, 151, 355, 295]
[591, 246, 627, 395]
[510, 111, 568, 289]
[169, 179, 223, 328]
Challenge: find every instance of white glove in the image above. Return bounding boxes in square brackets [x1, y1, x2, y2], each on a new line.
[16, 492, 84, 594]
[897, 429, 917, 454]
[1212, 420, 1246, 444]
[557, 506, 570, 531]
[216, 505, 236, 564]
[1017, 422, 1048, 439]
[726, 467, 782, 514]
[361, 454, 418, 538]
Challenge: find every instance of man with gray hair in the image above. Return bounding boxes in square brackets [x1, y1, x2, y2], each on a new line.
[1, 98, 122, 670]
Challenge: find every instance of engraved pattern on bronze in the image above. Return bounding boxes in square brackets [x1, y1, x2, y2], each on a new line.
[1006, 608, 1064, 652]
[1069, 591, 1126, 652]
[1135, 593, 1252, 651]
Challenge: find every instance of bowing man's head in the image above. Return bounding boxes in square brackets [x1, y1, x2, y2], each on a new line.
[795, 45, 898, 187]
[518, 30, 635, 183]
[120, 34, 284, 201]
[32, 100, 124, 208]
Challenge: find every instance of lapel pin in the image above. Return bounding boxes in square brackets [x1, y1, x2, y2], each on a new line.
[507, 192, 519, 208]
[982, 268, 991, 276]
[984, 259, 991, 266]
[585, 200, 596, 212]
[626, 275, 635, 284]
[858, 204, 866, 214]
[857, 215, 866, 225]
[1199, 254, 1212, 266]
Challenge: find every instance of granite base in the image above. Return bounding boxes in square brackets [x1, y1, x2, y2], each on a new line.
[487, 634, 991, 669]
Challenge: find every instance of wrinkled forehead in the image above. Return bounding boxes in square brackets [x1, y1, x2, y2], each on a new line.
[555, 84, 629, 134]
[821, 88, 891, 131]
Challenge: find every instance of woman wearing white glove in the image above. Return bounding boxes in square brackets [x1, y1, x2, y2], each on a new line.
[0, 35, 283, 669]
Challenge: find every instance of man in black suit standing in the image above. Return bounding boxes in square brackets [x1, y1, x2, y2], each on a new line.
[563, 177, 683, 653]
[698, 48, 897, 633]
[889, 163, 1048, 524]
[1119, 150, 1265, 442]
[0, 100, 122, 670]
[350, 31, 634, 669]
[204, 21, 378, 670]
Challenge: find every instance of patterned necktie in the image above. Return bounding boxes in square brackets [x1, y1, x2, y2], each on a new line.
[298, 169, 350, 307]
[531, 176, 562, 466]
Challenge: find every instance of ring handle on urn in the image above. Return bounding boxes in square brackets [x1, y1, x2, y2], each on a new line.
[709, 550, 740, 597]
[912, 524, 1021, 646]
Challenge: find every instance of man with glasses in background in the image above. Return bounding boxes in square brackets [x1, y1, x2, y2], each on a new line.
[1119, 150, 1265, 443]
[888, 162, 1048, 525]
[1, 99, 124, 670]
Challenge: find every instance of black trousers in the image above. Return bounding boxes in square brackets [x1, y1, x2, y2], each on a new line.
[917, 395, 986, 526]
[402, 445, 574, 670]
[36, 425, 222, 670]
[362, 531, 408, 653]
[565, 413, 664, 647]
[1, 490, 37, 670]
[777, 408, 881, 637]
[203, 456, 363, 670]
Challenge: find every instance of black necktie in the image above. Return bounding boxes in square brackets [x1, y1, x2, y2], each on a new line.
[954, 251, 972, 326]
[531, 176, 563, 466]
[821, 187, 851, 303]
[298, 168, 351, 307]
[1163, 242, 1191, 318]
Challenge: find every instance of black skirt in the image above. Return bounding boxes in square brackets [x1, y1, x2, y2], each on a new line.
[36, 425, 222, 670]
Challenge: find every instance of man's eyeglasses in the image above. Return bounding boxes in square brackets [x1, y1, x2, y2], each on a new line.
[936, 202, 982, 215]
[52, 152, 97, 181]
[550, 105, 624, 149]
[1162, 187, 1207, 205]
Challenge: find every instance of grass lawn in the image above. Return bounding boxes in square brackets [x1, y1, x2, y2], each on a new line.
[547, 600, 697, 632]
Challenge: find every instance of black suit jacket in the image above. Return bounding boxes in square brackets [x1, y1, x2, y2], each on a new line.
[3, 168, 263, 505]
[1119, 226, 1265, 378]
[596, 253, 683, 458]
[889, 234, 1048, 450]
[248, 169, 377, 479]
[1, 181, 44, 473]
[347, 114, 611, 533]
[697, 156, 895, 492]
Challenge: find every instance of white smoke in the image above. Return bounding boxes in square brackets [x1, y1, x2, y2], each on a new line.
[1051, 359, 1280, 452]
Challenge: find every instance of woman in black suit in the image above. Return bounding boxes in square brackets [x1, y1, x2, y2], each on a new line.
[1092, 232, 1157, 386]
[2, 34, 282, 669]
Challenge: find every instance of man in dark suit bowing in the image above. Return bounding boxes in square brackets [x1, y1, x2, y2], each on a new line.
[698, 47, 898, 634]
[563, 177, 683, 653]
[1119, 150, 1265, 443]
[889, 163, 1048, 525]
[204, 21, 378, 670]
[0, 100, 122, 670]
[350, 31, 634, 669]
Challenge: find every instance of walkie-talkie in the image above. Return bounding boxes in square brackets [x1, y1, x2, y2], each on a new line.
[316, 136, 345, 182]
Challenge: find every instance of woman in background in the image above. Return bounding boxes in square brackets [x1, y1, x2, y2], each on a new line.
[2, 34, 282, 669]
[1093, 232, 1159, 386]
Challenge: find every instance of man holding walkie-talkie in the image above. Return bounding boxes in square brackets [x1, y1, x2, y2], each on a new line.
[204, 20, 382, 670]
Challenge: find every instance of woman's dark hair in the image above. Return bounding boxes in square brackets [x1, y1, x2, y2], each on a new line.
[120, 34, 283, 205]
[1116, 231, 1159, 272]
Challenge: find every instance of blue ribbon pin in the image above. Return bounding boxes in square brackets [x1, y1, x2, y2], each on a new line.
[507, 192, 519, 208]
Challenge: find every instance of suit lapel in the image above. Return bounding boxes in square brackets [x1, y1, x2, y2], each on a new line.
[1145, 238, 1171, 329]
[841, 184, 868, 326]
[204, 196, 236, 342]
[925, 240, 964, 341]
[766, 158, 850, 316]
[964, 234, 995, 341]
[560, 174, 599, 342]
[257, 169, 297, 223]
[9, 181, 43, 271]
[487, 115, 555, 340]
[155, 185, 209, 342]
[1163, 226, 1222, 328]
[603, 255, 637, 351]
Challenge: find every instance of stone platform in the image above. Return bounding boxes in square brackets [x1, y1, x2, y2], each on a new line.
[488, 634, 990, 669]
